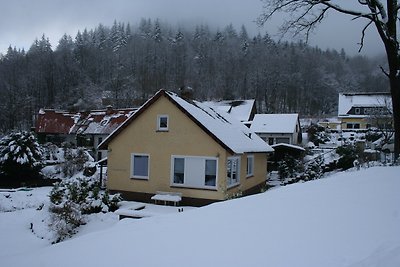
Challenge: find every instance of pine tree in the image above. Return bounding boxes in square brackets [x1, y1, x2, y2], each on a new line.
[0, 131, 43, 185]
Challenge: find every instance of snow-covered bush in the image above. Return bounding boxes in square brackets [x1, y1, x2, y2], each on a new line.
[0, 131, 43, 185]
[303, 156, 324, 181]
[336, 144, 358, 170]
[307, 124, 330, 146]
[277, 155, 304, 181]
[48, 177, 121, 242]
[60, 147, 90, 177]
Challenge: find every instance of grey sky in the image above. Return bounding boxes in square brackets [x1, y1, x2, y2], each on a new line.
[0, 0, 384, 56]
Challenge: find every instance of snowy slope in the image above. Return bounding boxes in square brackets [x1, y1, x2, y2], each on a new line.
[2, 166, 400, 267]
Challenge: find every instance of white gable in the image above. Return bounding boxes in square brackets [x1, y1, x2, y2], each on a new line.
[250, 114, 299, 134]
[338, 93, 392, 116]
[166, 92, 273, 154]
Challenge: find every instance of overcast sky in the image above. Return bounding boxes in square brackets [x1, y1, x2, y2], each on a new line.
[0, 0, 384, 57]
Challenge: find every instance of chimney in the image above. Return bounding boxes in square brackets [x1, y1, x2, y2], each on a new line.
[106, 105, 113, 115]
[179, 86, 194, 100]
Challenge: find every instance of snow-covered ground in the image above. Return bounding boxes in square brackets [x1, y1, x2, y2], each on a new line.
[1, 166, 400, 267]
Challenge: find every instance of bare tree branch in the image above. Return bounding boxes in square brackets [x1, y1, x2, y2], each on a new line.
[358, 20, 374, 52]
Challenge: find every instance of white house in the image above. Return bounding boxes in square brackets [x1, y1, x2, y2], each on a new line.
[338, 92, 392, 130]
[250, 114, 302, 146]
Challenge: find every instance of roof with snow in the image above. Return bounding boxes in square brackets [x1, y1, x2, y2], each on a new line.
[338, 92, 392, 116]
[99, 90, 273, 154]
[202, 99, 256, 122]
[35, 109, 80, 134]
[250, 114, 299, 134]
[35, 107, 136, 135]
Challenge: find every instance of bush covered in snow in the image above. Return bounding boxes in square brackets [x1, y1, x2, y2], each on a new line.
[59, 147, 91, 178]
[336, 144, 359, 170]
[307, 123, 330, 146]
[48, 177, 121, 242]
[0, 131, 43, 185]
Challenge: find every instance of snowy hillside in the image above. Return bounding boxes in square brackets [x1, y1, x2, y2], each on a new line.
[2, 166, 400, 267]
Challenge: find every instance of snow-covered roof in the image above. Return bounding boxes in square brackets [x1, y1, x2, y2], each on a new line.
[250, 114, 299, 134]
[35, 108, 137, 135]
[202, 99, 255, 122]
[338, 92, 392, 116]
[100, 90, 273, 154]
[271, 143, 305, 151]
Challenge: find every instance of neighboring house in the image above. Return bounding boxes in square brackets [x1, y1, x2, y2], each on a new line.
[317, 117, 342, 131]
[338, 92, 392, 130]
[202, 99, 256, 126]
[35, 109, 80, 145]
[99, 89, 273, 206]
[250, 114, 302, 146]
[35, 106, 136, 161]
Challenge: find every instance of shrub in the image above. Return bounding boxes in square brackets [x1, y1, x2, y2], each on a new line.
[307, 124, 329, 146]
[48, 177, 122, 242]
[60, 147, 90, 177]
[277, 154, 304, 180]
[0, 131, 43, 186]
[336, 144, 358, 170]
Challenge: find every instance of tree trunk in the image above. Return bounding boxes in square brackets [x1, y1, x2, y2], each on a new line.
[389, 75, 400, 160]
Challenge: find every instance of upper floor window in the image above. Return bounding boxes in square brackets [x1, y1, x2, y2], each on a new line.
[157, 115, 169, 131]
[355, 108, 361, 115]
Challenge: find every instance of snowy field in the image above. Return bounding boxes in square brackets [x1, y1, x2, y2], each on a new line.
[1, 166, 400, 267]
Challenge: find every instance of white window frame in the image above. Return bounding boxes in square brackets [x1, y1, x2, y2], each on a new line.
[246, 154, 254, 178]
[355, 107, 361, 115]
[227, 156, 240, 188]
[131, 153, 150, 180]
[157, 114, 169, 131]
[171, 155, 218, 190]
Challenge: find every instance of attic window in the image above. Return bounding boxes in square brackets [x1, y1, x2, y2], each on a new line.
[157, 115, 169, 131]
[355, 108, 361, 115]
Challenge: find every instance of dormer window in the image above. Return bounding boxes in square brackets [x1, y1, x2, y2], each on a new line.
[157, 115, 169, 131]
[355, 108, 361, 115]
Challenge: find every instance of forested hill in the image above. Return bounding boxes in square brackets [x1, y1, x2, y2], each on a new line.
[0, 19, 389, 133]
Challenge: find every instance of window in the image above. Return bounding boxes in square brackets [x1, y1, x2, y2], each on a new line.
[354, 123, 360, 129]
[246, 155, 254, 177]
[173, 158, 185, 184]
[171, 156, 217, 189]
[355, 108, 361, 115]
[268, 138, 274, 145]
[276, 137, 290, 144]
[346, 123, 353, 129]
[205, 159, 217, 186]
[227, 157, 240, 187]
[157, 115, 169, 131]
[131, 154, 149, 179]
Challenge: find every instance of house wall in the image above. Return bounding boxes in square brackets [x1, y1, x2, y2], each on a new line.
[106, 96, 267, 204]
[340, 117, 368, 130]
[257, 133, 295, 145]
[225, 153, 268, 197]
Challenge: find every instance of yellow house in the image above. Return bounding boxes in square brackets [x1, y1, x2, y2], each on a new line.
[99, 89, 273, 206]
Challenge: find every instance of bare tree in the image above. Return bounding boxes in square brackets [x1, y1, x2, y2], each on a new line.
[258, 0, 400, 160]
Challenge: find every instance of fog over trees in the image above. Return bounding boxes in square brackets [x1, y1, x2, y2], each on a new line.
[0, 19, 388, 133]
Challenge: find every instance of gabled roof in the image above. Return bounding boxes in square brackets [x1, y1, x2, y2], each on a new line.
[35, 109, 80, 134]
[99, 90, 273, 154]
[250, 114, 299, 134]
[338, 92, 392, 116]
[202, 99, 256, 122]
[71, 108, 137, 135]
[35, 107, 136, 135]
